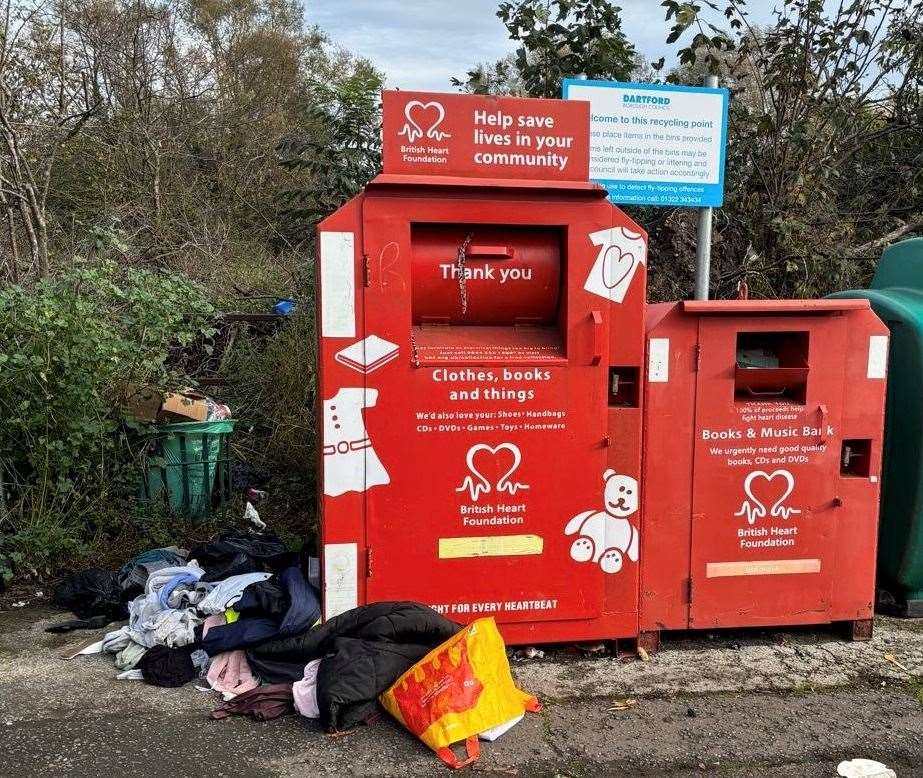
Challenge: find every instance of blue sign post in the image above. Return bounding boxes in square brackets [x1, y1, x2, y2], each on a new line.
[563, 79, 730, 208]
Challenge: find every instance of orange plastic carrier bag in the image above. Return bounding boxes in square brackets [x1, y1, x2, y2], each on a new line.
[380, 617, 541, 769]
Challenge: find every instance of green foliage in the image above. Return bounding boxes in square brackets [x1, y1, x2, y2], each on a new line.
[278, 71, 384, 231]
[0, 258, 215, 576]
[193, 302, 320, 548]
[0, 0, 384, 578]
[655, 0, 923, 299]
[661, 1, 735, 68]
[221, 307, 317, 497]
[455, 0, 638, 96]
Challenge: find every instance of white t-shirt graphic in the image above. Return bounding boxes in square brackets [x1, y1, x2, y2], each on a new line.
[584, 226, 647, 304]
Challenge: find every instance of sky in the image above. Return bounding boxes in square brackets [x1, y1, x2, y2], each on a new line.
[306, 1, 791, 91]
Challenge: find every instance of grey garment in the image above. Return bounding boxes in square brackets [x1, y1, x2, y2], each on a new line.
[127, 600, 202, 648]
[191, 649, 210, 678]
[125, 562, 206, 649]
[116, 669, 144, 681]
[169, 580, 215, 610]
[195, 572, 273, 615]
[101, 625, 132, 654]
[115, 642, 148, 671]
[133, 560, 173, 587]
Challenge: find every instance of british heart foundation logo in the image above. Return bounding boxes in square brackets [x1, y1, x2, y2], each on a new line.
[398, 100, 452, 143]
[734, 469, 802, 525]
[455, 443, 530, 501]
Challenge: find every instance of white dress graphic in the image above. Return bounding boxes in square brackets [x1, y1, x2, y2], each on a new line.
[584, 226, 647, 303]
[322, 387, 389, 496]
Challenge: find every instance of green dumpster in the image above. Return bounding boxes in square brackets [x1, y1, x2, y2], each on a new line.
[143, 419, 235, 520]
[830, 237, 923, 615]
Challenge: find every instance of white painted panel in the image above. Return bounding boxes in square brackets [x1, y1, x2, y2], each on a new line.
[320, 231, 356, 338]
[323, 543, 358, 619]
[867, 334, 889, 379]
[648, 337, 670, 383]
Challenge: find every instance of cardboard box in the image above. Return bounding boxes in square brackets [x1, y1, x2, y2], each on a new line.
[159, 390, 210, 422]
[125, 387, 211, 423]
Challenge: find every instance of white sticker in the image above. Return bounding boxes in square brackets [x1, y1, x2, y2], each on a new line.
[322, 387, 390, 496]
[323, 543, 358, 619]
[584, 226, 647, 304]
[648, 338, 670, 383]
[320, 231, 355, 338]
[867, 335, 888, 379]
[335, 335, 400, 374]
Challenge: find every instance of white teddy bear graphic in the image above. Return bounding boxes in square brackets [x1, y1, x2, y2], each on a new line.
[564, 469, 640, 574]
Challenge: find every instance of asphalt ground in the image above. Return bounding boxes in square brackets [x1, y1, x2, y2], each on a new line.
[1, 604, 921, 777]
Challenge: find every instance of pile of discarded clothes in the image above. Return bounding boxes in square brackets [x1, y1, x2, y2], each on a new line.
[51, 529, 462, 732]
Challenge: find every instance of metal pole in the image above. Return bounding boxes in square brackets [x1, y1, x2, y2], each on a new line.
[694, 74, 719, 300]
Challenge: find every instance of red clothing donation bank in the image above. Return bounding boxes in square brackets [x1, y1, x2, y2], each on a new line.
[639, 300, 888, 648]
[316, 89, 888, 646]
[316, 90, 647, 644]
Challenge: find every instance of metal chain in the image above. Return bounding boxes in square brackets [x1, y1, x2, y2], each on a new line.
[456, 232, 473, 317]
[409, 326, 419, 367]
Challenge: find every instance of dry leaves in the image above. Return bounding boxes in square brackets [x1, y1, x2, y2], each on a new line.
[883, 653, 911, 674]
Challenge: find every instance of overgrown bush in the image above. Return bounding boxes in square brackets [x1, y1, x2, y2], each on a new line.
[218, 291, 318, 538]
[0, 258, 215, 578]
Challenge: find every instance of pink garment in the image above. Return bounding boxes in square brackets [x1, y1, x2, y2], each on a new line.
[292, 659, 322, 719]
[202, 614, 259, 699]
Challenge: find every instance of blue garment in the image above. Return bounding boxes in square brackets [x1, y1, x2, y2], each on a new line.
[158, 572, 200, 610]
[118, 548, 187, 591]
[201, 566, 320, 656]
[276, 567, 320, 636]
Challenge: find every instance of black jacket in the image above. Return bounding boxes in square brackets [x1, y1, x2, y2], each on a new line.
[248, 601, 460, 731]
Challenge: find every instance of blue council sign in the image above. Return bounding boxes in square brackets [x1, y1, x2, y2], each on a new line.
[563, 79, 729, 207]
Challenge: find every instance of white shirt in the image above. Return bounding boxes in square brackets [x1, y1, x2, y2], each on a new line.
[584, 226, 647, 304]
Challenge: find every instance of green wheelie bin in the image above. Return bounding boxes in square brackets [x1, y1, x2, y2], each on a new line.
[142, 419, 235, 520]
[830, 237, 923, 615]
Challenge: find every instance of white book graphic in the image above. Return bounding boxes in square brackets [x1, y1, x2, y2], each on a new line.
[335, 335, 400, 374]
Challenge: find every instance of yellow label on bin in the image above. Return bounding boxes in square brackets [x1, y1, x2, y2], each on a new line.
[438, 534, 544, 559]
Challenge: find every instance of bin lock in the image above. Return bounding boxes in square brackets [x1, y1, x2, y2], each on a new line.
[817, 404, 829, 445]
[591, 310, 603, 366]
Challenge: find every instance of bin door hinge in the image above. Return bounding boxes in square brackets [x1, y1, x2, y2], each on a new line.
[686, 577, 694, 604]
[693, 344, 702, 372]
[365, 546, 373, 578]
[362, 253, 371, 287]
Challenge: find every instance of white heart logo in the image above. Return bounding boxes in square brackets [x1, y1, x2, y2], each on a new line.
[602, 244, 635, 291]
[456, 442, 529, 500]
[737, 469, 800, 525]
[398, 100, 451, 143]
[469, 442, 520, 491]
